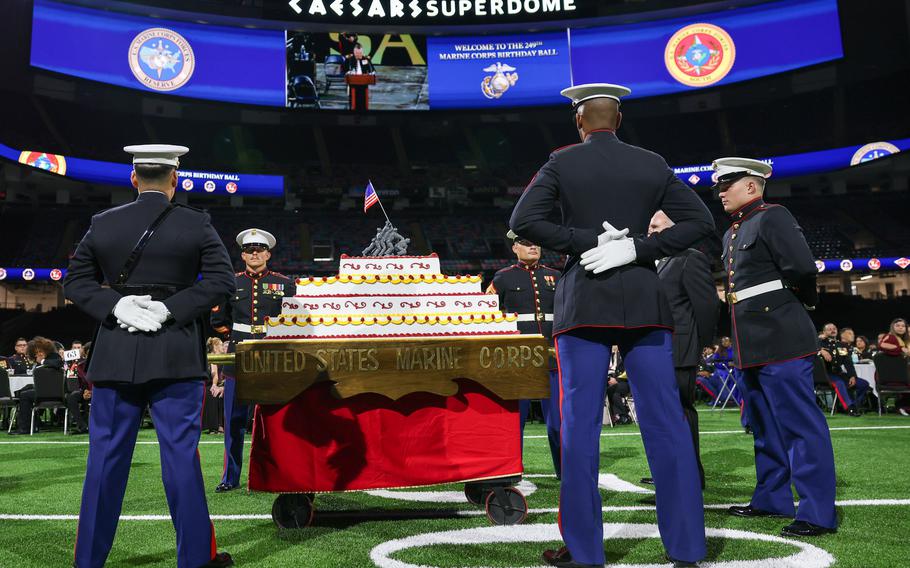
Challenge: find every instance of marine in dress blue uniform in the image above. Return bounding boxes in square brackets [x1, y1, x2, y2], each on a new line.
[210, 228, 291, 492]
[487, 230, 562, 477]
[714, 157, 837, 538]
[818, 323, 867, 416]
[64, 145, 235, 568]
[511, 84, 714, 568]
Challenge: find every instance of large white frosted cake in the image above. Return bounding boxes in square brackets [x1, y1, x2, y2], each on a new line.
[265, 254, 519, 339]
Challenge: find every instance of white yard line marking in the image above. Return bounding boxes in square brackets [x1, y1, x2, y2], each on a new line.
[2, 499, 907, 522]
[524, 424, 910, 439]
[0, 425, 906, 445]
[369, 523, 835, 568]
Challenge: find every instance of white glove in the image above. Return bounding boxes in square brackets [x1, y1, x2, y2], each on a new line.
[113, 295, 162, 334]
[597, 221, 630, 245]
[580, 237, 637, 274]
[135, 297, 171, 324]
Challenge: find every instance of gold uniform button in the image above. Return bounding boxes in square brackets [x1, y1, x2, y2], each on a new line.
[729, 270, 734, 276]
[733, 224, 740, 230]
[764, 307, 770, 312]
[730, 283, 736, 288]
[729, 246, 733, 251]
[253, 300, 258, 305]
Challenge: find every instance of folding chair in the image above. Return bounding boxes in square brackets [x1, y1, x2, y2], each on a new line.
[812, 356, 837, 416]
[323, 54, 346, 94]
[29, 367, 67, 435]
[0, 367, 19, 432]
[872, 352, 910, 416]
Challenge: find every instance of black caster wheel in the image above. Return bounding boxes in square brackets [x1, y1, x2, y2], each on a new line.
[464, 482, 488, 505]
[271, 493, 314, 529]
[485, 486, 528, 525]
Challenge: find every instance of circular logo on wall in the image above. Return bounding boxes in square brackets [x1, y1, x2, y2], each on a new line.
[18, 151, 67, 175]
[815, 260, 826, 273]
[182, 178, 194, 191]
[204, 180, 216, 192]
[850, 142, 900, 166]
[22, 268, 35, 281]
[128, 28, 195, 92]
[665, 23, 736, 87]
[840, 259, 853, 272]
[226, 182, 238, 194]
[49, 269, 63, 281]
[0, 268, 6, 280]
[867, 258, 881, 271]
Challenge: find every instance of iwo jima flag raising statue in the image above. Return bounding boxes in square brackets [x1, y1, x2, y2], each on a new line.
[211, 181, 552, 527]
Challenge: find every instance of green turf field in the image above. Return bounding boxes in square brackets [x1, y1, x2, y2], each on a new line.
[1, 410, 908, 567]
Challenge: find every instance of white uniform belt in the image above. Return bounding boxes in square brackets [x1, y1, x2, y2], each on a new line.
[233, 323, 266, 334]
[727, 280, 785, 304]
[516, 313, 554, 322]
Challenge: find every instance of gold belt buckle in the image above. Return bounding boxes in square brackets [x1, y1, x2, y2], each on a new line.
[250, 325, 265, 334]
[536, 313, 545, 321]
[727, 292, 738, 304]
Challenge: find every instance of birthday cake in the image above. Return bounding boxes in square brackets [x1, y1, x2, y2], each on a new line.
[264, 253, 520, 339]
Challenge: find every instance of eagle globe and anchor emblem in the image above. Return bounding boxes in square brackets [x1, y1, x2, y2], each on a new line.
[128, 28, 195, 92]
[481, 62, 518, 99]
[665, 23, 736, 87]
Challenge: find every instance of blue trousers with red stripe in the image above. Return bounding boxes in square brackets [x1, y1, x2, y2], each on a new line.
[75, 379, 216, 568]
[739, 357, 837, 528]
[555, 328, 705, 565]
[519, 369, 562, 478]
[221, 376, 249, 487]
[829, 374, 870, 410]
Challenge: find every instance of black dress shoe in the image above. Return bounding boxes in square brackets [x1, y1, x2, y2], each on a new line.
[744, 425, 752, 434]
[542, 546, 604, 567]
[7, 430, 28, 436]
[667, 554, 699, 567]
[640, 477, 655, 485]
[781, 520, 837, 537]
[617, 416, 634, 425]
[215, 483, 237, 493]
[848, 406, 862, 417]
[728, 505, 791, 518]
[200, 552, 234, 567]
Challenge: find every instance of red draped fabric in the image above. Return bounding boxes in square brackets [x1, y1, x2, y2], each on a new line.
[248, 379, 522, 493]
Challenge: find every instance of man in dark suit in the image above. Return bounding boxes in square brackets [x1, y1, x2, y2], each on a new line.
[511, 84, 714, 568]
[714, 157, 837, 538]
[64, 144, 235, 568]
[343, 43, 375, 111]
[640, 210, 719, 488]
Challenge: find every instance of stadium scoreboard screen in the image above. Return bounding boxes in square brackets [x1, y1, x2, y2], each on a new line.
[30, 0, 843, 111]
[282, 0, 585, 24]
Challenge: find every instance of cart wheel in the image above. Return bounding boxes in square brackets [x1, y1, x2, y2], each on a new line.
[485, 487, 528, 525]
[271, 493, 314, 529]
[464, 482, 488, 505]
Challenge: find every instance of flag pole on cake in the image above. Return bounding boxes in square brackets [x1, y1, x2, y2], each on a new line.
[364, 180, 391, 223]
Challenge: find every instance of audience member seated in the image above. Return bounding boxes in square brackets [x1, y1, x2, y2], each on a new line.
[819, 323, 867, 416]
[11, 336, 63, 435]
[65, 341, 91, 434]
[5, 338, 32, 375]
[855, 335, 876, 360]
[878, 318, 910, 415]
[606, 347, 632, 425]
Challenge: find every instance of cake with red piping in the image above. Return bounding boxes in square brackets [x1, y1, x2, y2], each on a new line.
[264, 253, 519, 339]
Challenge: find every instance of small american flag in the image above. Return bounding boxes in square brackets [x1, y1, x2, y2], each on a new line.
[364, 181, 379, 212]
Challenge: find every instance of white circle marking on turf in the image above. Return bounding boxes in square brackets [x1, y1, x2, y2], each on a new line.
[366, 480, 537, 503]
[369, 523, 834, 568]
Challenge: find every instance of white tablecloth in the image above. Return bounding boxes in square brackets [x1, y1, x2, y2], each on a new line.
[8, 375, 33, 394]
[855, 362, 877, 397]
